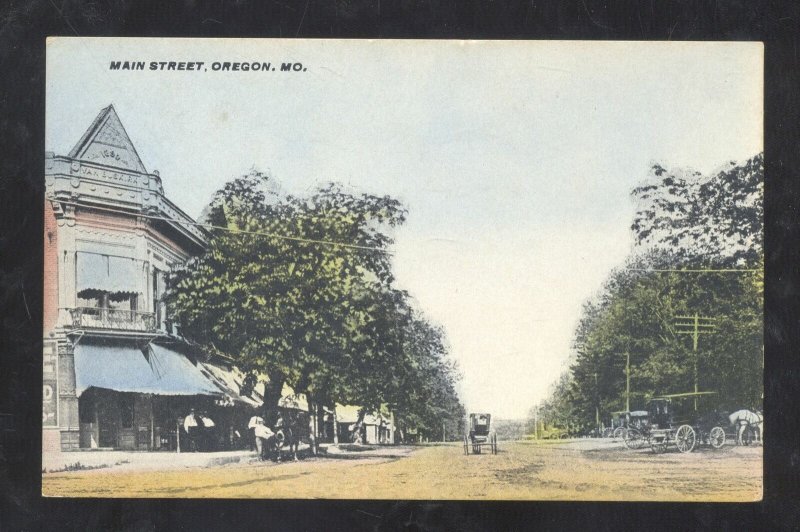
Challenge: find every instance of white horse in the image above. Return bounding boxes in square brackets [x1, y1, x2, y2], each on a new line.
[728, 409, 763, 445]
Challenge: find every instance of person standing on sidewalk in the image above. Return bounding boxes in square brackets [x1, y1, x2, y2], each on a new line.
[183, 409, 205, 452]
[248, 415, 275, 460]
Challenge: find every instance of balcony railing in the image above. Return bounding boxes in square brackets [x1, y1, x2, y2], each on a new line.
[66, 307, 157, 332]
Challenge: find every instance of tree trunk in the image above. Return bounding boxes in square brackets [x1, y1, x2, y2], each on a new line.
[350, 408, 367, 443]
[261, 374, 285, 427]
[332, 405, 339, 445]
[316, 403, 326, 443]
[307, 398, 318, 456]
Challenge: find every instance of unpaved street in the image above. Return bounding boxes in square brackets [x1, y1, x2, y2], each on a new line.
[42, 439, 762, 501]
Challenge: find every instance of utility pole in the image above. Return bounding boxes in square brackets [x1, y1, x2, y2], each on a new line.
[625, 352, 630, 412]
[674, 313, 716, 410]
[593, 371, 600, 432]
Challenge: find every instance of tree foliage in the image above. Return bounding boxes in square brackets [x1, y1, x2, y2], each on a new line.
[167, 171, 464, 437]
[531, 154, 763, 433]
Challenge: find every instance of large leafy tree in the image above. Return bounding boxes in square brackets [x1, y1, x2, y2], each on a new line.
[390, 313, 466, 440]
[168, 171, 465, 438]
[631, 153, 763, 265]
[531, 154, 763, 432]
[168, 172, 406, 410]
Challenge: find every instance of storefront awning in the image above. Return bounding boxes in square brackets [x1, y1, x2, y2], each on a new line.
[198, 362, 262, 408]
[74, 342, 222, 397]
[335, 404, 385, 425]
[76, 252, 139, 294]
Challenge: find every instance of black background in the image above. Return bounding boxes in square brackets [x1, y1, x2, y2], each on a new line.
[1, 1, 798, 530]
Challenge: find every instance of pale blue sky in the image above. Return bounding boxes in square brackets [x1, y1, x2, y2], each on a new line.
[47, 39, 762, 418]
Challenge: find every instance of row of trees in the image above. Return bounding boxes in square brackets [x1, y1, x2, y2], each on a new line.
[531, 154, 763, 433]
[167, 172, 465, 443]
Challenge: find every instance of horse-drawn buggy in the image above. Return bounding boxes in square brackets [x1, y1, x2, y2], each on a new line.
[463, 413, 498, 455]
[630, 392, 727, 454]
[607, 410, 649, 440]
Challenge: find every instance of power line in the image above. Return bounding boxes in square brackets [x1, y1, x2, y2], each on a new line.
[53, 199, 393, 254]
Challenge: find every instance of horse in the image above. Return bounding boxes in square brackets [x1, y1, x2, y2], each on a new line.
[728, 409, 763, 445]
[273, 410, 301, 462]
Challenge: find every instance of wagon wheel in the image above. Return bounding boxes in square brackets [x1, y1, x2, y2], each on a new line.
[624, 428, 643, 450]
[613, 427, 626, 440]
[675, 425, 697, 453]
[708, 426, 726, 450]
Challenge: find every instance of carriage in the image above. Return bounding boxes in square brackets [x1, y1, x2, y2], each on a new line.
[608, 410, 649, 439]
[463, 413, 498, 455]
[610, 410, 650, 448]
[636, 392, 728, 454]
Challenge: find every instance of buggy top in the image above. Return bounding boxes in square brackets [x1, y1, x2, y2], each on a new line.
[464, 413, 497, 455]
[647, 391, 719, 427]
[470, 413, 491, 436]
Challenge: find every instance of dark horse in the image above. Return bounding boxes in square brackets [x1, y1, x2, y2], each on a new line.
[273, 410, 302, 462]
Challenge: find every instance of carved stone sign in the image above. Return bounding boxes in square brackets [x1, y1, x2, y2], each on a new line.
[78, 164, 143, 187]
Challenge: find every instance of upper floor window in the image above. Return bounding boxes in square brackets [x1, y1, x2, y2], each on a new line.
[76, 252, 139, 296]
[72, 252, 148, 330]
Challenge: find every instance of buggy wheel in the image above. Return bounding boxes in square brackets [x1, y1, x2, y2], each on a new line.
[675, 425, 696, 453]
[613, 427, 626, 440]
[624, 428, 643, 450]
[709, 426, 726, 450]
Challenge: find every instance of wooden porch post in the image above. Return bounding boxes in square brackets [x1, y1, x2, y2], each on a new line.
[149, 396, 155, 450]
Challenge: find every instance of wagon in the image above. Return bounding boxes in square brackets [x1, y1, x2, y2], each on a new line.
[610, 410, 648, 440]
[619, 411, 650, 449]
[463, 413, 497, 455]
[643, 392, 727, 454]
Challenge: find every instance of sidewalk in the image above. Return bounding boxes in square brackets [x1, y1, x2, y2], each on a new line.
[42, 443, 415, 473]
[42, 449, 254, 473]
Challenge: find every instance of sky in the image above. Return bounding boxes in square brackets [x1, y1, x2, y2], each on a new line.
[46, 39, 763, 419]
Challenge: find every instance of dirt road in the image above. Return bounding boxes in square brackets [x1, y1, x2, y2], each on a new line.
[42, 439, 762, 501]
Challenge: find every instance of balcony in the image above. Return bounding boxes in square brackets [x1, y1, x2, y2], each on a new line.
[66, 307, 156, 332]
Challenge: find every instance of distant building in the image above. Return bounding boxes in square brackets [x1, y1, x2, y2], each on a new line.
[43, 105, 223, 452]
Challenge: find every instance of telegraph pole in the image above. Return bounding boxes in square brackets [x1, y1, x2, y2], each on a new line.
[593, 371, 600, 432]
[625, 352, 630, 412]
[674, 313, 716, 410]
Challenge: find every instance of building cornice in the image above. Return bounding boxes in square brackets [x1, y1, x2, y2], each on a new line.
[45, 153, 209, 252]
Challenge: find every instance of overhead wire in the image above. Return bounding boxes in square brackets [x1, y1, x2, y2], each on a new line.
[53, 200, 760, 268]
[54, 199, 393, 254]
[625, 268, 760, 273]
